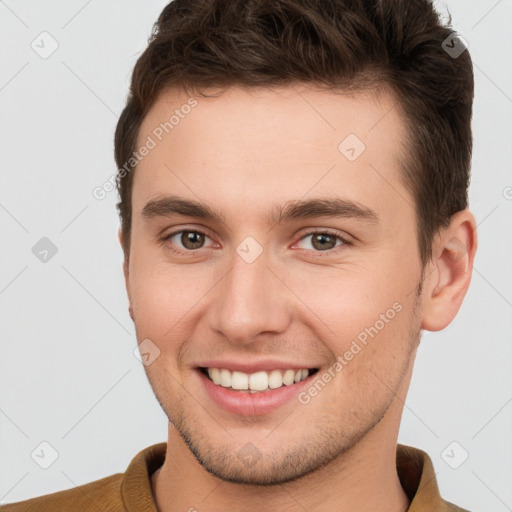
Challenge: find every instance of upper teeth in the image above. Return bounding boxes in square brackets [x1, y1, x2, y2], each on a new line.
[206, 368, 310, 392]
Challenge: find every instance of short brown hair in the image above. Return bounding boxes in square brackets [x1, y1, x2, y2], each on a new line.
[114, 0, 474, 266]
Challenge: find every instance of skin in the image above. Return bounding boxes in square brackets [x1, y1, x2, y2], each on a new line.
[120, 83, 477, 512]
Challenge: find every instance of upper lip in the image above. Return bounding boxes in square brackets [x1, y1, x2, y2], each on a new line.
[196, 359, 319, 374]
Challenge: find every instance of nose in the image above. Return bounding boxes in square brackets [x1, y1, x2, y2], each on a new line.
[207, 250, 292, 345]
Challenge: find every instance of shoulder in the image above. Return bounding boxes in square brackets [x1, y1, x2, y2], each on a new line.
[1, 473, 124, 512]
[396, 444, 477, 512]
[0, 443, 166, 512]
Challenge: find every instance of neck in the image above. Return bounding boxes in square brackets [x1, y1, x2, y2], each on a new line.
[151, 403, 410, 512]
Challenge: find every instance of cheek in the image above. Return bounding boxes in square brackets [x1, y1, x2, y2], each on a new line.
[283, 260, 409, 337]
[129, 255, 216, 339]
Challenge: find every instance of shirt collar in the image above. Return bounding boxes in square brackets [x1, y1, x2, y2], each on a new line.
[121, 442, 460, 511]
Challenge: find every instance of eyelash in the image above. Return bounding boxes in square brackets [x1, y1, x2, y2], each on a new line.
[161, 228, 351, 256]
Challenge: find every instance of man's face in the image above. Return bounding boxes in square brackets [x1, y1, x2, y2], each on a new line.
[124, 84, 425, 484]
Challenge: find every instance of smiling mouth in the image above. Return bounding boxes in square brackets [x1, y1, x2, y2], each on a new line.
[199, 367, 319, 393]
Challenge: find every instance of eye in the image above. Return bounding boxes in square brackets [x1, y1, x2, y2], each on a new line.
[295, 230, 349, 253]
[163, 229, 215, 253]
[162, 228, 350, 256]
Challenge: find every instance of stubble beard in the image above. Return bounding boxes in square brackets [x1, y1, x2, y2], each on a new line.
[144, 282, 424, 486]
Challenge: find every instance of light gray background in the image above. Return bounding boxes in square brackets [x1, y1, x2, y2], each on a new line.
[0, 1, 510, 510]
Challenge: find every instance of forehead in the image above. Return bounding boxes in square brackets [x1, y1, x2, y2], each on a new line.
[138, 83, 404, 154]
[132, 84, 411, 224]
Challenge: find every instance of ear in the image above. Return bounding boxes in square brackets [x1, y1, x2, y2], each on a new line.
[118, 228, 134, 322]
[421, 210, 477, 331]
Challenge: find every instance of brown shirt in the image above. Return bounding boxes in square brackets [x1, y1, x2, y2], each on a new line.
[1, 443, 471, 511]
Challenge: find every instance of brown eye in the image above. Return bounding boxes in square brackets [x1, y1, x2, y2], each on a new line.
[295, 231, 347, 253]
[311, 233, 338, 251]
[179, 231, 206, 250]
[164, 230, 213, 253]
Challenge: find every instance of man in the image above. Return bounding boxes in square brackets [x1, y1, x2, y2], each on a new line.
[3, 0, 477, 510]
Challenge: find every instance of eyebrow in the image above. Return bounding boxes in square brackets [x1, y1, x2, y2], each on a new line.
[141, 195, 378, 226]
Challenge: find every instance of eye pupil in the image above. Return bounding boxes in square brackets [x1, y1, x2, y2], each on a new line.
[312, 233, 336, 251]
[181, 231, 205, 249]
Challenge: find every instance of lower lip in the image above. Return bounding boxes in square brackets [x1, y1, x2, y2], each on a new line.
[197, 369, 315, 416]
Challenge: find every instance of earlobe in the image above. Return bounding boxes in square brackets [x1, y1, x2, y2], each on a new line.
[118, 228, 129, 277]
[118, 227, 134, 322]
[421, 210, 477, 332]
[124, 261, 135, 323]
[128, 298, 135, 322]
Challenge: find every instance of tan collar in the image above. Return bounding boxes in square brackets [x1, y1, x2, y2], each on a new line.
[121, 442, 468, 511]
